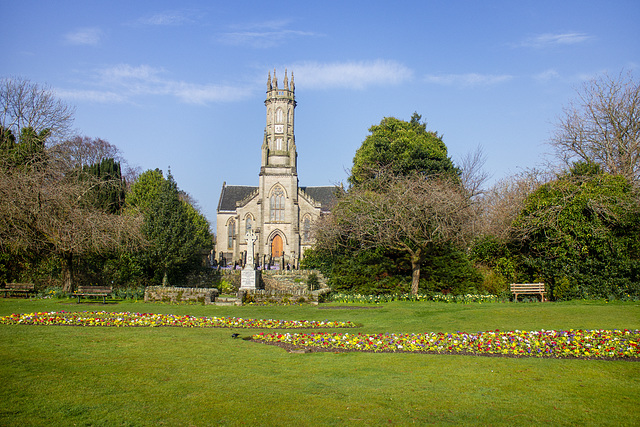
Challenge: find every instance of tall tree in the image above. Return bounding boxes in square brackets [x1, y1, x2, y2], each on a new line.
[128, 170, 212, 286]
[315, 170, 475, 295]
[125, 169, 164, 213]
[141, 173, 211, 286]
[550, 70, 639, 186]
[0, 152, 144, 291]
[51, 135, 122, 169]
[511, 163, 640, 299]
[0, 77, 75, 144]
[349, 113, 458, 186]
[82, 158, 126, 214]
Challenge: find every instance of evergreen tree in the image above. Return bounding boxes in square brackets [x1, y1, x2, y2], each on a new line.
[511, 163, 640, 299]
[349, 113, 458, 186]
[137, 172, 212, 286]
[83, 158, 126, 214]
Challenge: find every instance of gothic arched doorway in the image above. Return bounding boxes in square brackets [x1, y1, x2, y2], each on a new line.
[271, 234, 283, 258]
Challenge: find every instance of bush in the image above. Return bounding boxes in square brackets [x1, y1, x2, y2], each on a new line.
[307, 273, 319, 291]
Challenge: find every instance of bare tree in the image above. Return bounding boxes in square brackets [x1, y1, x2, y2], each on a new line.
[314, 170, 474, 295]
[550, 70, 639, 186]
[0, 159, 145, 291]
[51, 135, 121, 169]
[50, 135, 140, 188]
[477, 169, 548, 239]
[458, 145, 490, 199]
[0, 77, 75, 143]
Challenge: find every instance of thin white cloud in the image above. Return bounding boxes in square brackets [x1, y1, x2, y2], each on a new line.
[293, 60, 413, 90]
[518, 32, 593, 48]
[64, 28, 103, 46]
[423, 73, 513, 87]
[55, 89, 126, 104]
[63, 64, 252, 105]
[218, 20, 319, 48]
[136, 10, 196, 26]
[534, 69, 560, 82]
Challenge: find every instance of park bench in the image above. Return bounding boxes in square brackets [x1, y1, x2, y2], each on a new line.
[0, 283, 35, 297]
[510, 283, 546, 302]
[74, 285, 113, 304]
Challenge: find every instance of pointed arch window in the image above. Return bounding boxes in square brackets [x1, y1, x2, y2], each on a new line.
[245, 216, 252, 233]
[270, 187, 285, 222]
[303, 216, 311, 242]
[227, 219, 235, 249]
[276, 108, 284, 123]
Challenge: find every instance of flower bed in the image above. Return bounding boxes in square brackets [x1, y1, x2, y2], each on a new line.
[328, 293, 501, 304]
[0, 311, 357, 329]
[252, 329, 640, 360]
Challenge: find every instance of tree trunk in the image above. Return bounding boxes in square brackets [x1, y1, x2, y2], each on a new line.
[61, 253, 74, 292]
[410, 255, 421, 296]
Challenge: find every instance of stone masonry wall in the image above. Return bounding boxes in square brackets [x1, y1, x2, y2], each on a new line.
[218, 269, 328, 292]
[144, 286, 218, 304]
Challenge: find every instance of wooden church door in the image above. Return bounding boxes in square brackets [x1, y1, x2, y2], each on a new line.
[271, 235, 283, 257]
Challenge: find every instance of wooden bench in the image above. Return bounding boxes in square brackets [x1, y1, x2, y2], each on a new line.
[0, 283, 35, 297]
[511, 283, 546, 302]
[74, 286, 113, 304]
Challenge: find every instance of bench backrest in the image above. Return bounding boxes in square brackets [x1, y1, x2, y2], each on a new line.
[510, 283, 545, 291]
[6, 283, 35, 290]
[77, 286, 112, 293]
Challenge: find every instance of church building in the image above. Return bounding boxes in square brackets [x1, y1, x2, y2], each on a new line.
[216, 70, 335, 268]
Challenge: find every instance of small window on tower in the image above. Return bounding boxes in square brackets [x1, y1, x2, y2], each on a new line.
[276, 108, 284, 123]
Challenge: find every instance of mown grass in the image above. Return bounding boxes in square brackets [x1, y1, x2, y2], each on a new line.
[1, 298, 639, 426]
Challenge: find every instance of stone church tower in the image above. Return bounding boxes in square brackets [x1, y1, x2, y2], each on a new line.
[216, 70, 335, 268]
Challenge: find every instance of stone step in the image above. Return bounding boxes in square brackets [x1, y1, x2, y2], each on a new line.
[214, 296, 241, 306]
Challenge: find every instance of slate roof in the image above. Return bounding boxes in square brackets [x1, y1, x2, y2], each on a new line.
[217, 184, 338, 213]
[217, 185, 258, 212]
[300, 186, 338, 213]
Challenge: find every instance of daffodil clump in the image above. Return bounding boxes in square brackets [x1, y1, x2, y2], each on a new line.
[252, 329, 640, 359]
[0, 311, 357, 329]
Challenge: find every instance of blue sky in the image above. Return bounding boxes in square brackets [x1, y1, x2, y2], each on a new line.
[2, 1, 638, 229]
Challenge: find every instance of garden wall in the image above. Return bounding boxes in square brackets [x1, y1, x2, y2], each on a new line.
[218, 269, 328, 292]
[144, 286, 218, 304]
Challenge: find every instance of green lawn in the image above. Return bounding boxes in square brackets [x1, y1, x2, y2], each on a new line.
[1, 298, 639, 426]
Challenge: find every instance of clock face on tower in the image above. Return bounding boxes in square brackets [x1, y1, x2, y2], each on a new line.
[274, 124, 284, 134]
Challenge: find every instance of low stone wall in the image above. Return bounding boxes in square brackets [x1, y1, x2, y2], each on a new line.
[144, 286, 218, 304]
[241, 288, 330, 304]
[217, 269, 328, 292]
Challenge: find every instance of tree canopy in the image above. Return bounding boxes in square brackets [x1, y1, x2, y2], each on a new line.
[510, 163, 640, 299]
[316, 170, 476, 295]
[349, 113, 458, 186]
[0, 138, 144, 291]
[128, 170, 212, 286]
[0, 77, 75, 143]
[309, 114, 479, 296]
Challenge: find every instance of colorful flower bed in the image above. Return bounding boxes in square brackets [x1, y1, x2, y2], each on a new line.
[252, 329, 640, 360]
[0, 311, 358, 329]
